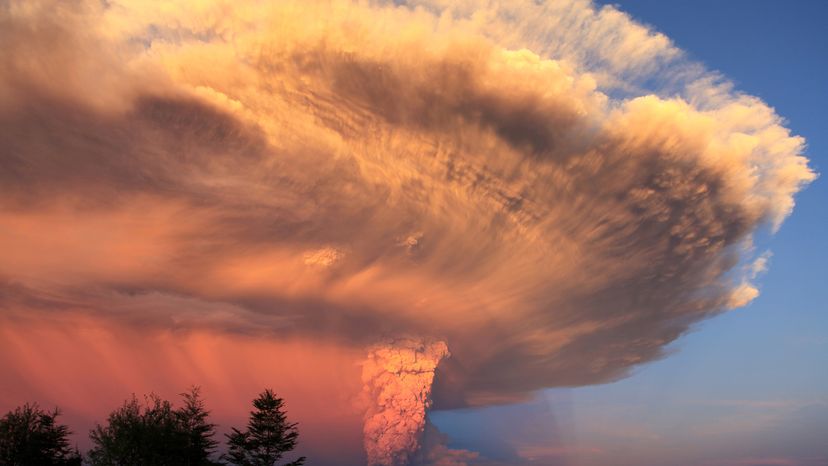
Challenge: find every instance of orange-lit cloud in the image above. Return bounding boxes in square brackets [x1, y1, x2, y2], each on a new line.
[0, 0, 815, 464]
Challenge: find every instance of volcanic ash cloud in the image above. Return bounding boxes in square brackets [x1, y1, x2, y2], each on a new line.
[361, 339, 449, 466]
[0, 0, 818, 463]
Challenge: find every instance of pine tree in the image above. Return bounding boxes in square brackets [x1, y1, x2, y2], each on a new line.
[222, 389, 305, 466]
[177, 387, 219, 465]
[0, 403, 82, 466]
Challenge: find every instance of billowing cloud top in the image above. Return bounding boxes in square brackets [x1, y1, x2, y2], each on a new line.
[0, 0, 814, 422]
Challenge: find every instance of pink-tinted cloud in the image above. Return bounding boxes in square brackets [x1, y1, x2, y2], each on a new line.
[0, 315, 366, 464]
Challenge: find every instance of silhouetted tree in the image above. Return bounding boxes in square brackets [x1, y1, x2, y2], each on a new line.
[88, 394, 179, 466]
[88, 390, 220, 466]
[0, 403, 82, 466]
[178, 387, 219, 465]
[222, 389, 305, 466]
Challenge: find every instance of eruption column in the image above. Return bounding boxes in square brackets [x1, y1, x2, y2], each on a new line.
[361, 339, 450, 466]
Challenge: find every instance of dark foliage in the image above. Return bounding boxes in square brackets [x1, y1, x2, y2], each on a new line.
[88, 387, 219, 466]
[178, 387, 219, 465]
[0, 403, 82, 466]
[222, 389, 305, 466]
[2, 387, 304, 465]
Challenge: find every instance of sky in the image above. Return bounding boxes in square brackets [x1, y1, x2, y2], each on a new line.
[434, 2, 828, 465]
[0, 1, 825, 466]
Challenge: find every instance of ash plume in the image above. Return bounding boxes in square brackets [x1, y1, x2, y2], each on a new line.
[361, 339, 449, 466]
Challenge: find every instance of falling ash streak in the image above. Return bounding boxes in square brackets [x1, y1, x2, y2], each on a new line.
[361, 339, 450, 466]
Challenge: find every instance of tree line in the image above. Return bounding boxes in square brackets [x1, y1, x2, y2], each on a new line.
[0, 387, 305, 466]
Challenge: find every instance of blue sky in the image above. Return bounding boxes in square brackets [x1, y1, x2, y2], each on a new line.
[433, 2, 828, 464]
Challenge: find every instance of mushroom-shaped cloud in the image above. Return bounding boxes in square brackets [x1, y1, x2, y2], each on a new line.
[0, 0, 815, 464]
